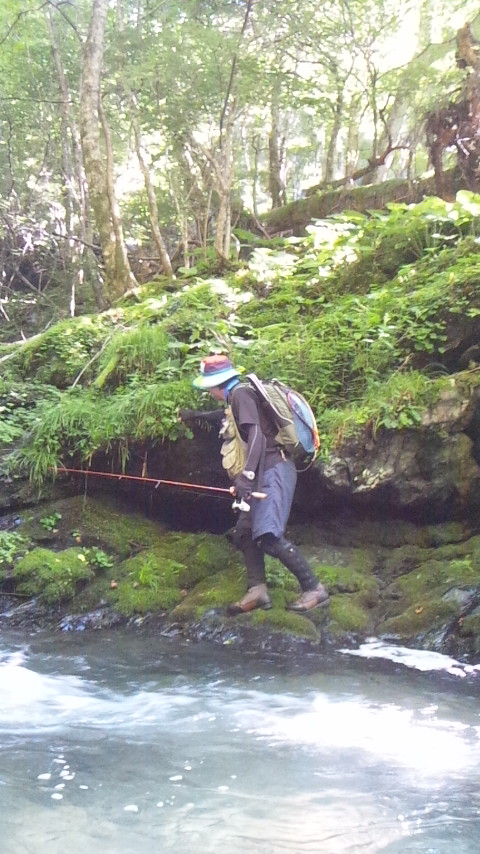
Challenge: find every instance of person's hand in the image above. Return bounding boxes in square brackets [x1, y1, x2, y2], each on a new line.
[178, 408, 199, 422]
[232, 472, 254, 504]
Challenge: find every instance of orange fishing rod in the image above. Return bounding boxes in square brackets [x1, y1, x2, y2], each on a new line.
[56, 466, 231, 495]
[56, 467, 267, 508]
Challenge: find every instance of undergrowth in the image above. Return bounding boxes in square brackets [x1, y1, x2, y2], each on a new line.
[4, 191, 480, 481]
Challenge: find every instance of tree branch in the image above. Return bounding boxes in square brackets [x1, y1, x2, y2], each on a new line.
[219, 0, 254, 142]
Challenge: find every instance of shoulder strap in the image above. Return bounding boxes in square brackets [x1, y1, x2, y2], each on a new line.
[246, 373, 291, 429]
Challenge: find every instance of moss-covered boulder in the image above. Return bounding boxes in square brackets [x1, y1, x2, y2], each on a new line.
[13, 547, 94, 604]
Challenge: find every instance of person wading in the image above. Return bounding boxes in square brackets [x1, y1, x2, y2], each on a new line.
[179, 355, 329, 614]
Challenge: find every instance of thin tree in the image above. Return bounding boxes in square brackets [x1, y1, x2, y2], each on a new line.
[79, 0, 136, 303]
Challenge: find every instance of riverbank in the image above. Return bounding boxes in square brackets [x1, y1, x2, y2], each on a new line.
[1, 494, 479, 662]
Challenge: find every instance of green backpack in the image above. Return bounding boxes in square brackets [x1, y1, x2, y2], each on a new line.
[247, 373, 320, 469]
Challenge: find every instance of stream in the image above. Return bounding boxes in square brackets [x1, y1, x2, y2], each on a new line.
[1, 629, 479, 853]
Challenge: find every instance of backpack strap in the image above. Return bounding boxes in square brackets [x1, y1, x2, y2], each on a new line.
[246, 373, 291, 429]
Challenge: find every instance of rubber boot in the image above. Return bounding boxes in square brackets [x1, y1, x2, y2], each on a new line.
[265, 538, 321, 590]
[227, 584, 272, 616]
[261, 537, 329, 611]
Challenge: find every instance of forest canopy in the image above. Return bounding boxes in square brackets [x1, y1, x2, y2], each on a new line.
[0, 0, 478, 316]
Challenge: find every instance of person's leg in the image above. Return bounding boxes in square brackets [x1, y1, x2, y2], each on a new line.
[257, 533, 329, 611]
[251, 459, 329, 612]
[227, 513, 271, 614]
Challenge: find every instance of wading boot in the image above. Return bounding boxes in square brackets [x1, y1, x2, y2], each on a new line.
[287, 583, 329, 612]
[227, 584, 272, 616]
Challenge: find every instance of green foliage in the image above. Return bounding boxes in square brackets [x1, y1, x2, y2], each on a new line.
[265, 557, 297, 590]
[0, 380, 61, 454]
[0, 531, 28, 573]
[7, 192, 480, 477]
[94, 324, 171, 389]
[84, 547, 114, 570]
[12, 317, 115, 387]
[40, 512, 62, 531]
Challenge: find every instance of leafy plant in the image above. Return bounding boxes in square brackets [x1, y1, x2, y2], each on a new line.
[84, 547, 114, 570]
[0, 531, 28, 566]
[40, 512, 62, 531]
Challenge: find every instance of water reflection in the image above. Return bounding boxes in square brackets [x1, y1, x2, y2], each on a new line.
[1, 631, 479, 854]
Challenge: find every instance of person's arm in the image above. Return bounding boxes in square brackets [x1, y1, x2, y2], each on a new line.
[178, 408, 224, 425]
[230, 387, 266, 501]
[242, 423, 264, 475]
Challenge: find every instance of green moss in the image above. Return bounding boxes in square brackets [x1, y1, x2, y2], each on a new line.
[13, 547, 94, 604]
[430, 542, 472, 561]
[265, 557, 298, 590]
[14, 496, 245, 619]
[172, 569, 244, 619]
[383, 545, 427, 580]
[313, 564, 379, 601]
[348, 549, 377, 574]
[14, 315, 113, 387]
[391, 556, 478, 602]
[327, 595, 372, 633]
[18, 496, 162, 556]
[423, 522, 471, 547]
[247, 607, 319, 640]
[458, 612, 480, 637]
[380, 600, 458, 635]
[80, 499, 169, 557]
[113, 583, 183, 615]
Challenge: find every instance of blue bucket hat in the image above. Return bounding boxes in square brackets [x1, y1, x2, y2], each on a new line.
[193, 355, 241, 389]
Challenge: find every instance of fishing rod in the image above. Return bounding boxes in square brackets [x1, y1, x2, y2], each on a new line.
[57, 466, 231, 494]
[56, 466, 266, 511]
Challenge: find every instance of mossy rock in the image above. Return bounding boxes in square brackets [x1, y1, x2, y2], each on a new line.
[0, 531, 31, 581]
[172, 569, 244, 619]
[313, 563, 379, 599]
[379, 600, 458, 636]
[432, 542, 472, 562]
[382, 545, 428, 580]
[348, 549, 378, 575]
[20, 495, 169, 558]
[93, 530, 239, 616]
[458, 610, 480, 638]
[386, 556, 478, 605]
[112, 582, 183, 615]
[170, 569, 318, 639]
[78, 498, 169, 557]
[423, 522, 471, 547]
[246, 606, 319, 640]
[13, 546, 94, 604]
[326, 594, 372, 634]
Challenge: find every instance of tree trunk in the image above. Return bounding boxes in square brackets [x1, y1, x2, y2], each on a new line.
[98, 100, 137, 292]
[324, 73, 345, 183]
[79, 0, 136, 303]
[262, 168, 462, 235]
[268, 80, 286, 209]
[45, 6, 103, 311]
[211, 0, 254, 260]
[115, 0, 173, 278]
[128, 96, 174, 277]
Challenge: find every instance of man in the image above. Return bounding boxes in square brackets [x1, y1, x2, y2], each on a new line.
[180, 354, 329, 615]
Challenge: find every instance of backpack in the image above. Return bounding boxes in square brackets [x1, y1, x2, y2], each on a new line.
[246, 373, 320, 470]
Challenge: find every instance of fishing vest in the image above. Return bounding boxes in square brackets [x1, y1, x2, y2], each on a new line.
[219, 406, 246, 480]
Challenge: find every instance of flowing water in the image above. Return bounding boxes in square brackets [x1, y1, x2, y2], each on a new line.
[1, 630, 479, 854]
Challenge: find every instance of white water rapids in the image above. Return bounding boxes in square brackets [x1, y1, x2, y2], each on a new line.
[1, 632, 479, 854]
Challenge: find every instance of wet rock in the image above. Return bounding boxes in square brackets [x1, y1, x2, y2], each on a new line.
[57, 608, 125, 632]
